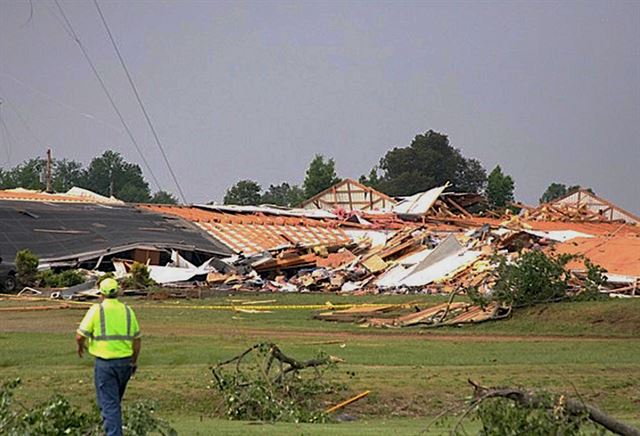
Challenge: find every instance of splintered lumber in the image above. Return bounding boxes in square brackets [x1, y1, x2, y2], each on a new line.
[325, 390, 371, 414]
[362, 255, 388, 273]
[365, 302, 468, 327]
[254, 253, 319, 271]
[399, 302, 467, 326]
[368, 302, 510, 328]
[315, 304, 399, 322]
[362, 228, 418, 261]
[444, 304, 498, 324]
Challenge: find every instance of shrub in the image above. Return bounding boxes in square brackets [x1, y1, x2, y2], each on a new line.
[36, 269, 86, 288]
[121, 263, 156, 289]
[490, 251, 573, 308]
[575, 259, 608, 301]
[0, 378, 176, 436]
[15, 249, 39, 288]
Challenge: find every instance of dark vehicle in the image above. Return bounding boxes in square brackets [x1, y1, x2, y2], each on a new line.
[0, 257, 17, 292]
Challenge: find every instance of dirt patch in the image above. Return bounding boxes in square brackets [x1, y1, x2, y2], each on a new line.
[187, 327, 637, 343]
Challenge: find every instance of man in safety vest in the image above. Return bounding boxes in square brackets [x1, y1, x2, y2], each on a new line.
[76, 278, 141, 436]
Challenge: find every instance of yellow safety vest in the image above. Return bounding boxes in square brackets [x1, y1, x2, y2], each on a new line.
[77, 299, 140, 359]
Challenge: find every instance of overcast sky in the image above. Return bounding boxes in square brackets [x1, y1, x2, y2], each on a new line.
[1, 0, 638, 211]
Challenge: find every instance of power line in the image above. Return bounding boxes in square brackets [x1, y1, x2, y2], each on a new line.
[0, 84, 45, 150]
[93, 0, 187, 204]
[52, 0, 163, 193]
[1, 72, 124, 134]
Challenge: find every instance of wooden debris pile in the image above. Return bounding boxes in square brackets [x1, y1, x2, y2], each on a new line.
[315, 300, 511, 328]
[524, 203, 626, 223]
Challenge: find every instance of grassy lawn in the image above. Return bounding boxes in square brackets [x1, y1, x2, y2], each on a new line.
[168, 416, 478, 435]
[1, 294, 639, 434]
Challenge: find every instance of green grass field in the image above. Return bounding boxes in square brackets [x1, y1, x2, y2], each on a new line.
[1, 294, 639, 434]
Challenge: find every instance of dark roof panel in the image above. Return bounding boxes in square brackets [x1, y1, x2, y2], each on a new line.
[0, 200, 232, 263]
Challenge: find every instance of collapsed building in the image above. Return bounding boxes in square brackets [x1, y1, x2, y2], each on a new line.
[0, 189, 231, 290]
[1, 184, 638, 311]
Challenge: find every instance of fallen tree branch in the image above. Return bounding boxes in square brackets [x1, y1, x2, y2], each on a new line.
[269, 343, 343, 382]
[210, 342, 346, 422]
[467, 379, 640, 436]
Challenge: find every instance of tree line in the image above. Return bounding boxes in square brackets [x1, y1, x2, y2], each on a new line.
[0, 130, 589, 207]
[224, 129, 586, 209]
[0, 150, 177, 204]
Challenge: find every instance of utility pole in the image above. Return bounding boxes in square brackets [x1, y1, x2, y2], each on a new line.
[46, 149, 52, 193]
[109, 166, 114, 197]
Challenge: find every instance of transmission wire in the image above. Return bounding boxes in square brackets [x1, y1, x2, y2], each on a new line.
[52, 0, 163, 193]
[93, 0, 187, 203]
[0, 84, 45, 149]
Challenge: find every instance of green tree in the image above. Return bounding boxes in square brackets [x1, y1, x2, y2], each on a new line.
[0, 157, 84, 192]
[303, 155, 340, 198]
[223, 180, 262, 205]
[486, 165, 515, 209]
[0, 158, 46, 190]
[539, 183, 591, 204]
[149, 190, 178, 204]
[83, 150, 151, 202]
[358, 167, 380, 188]
[539, 182, 567, 204]
[456, 158, 487, 193]
[52, 159, 84, 192]
[375, 130, 487, 196]
[261, 183, 305, 207]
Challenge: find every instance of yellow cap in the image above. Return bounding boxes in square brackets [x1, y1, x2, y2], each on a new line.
[99, 278, 119, 296]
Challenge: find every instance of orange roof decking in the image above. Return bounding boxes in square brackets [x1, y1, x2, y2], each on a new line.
[526, 221, 640, 237]
[141, 204, 351, 255]
[551, 234, 640, 277]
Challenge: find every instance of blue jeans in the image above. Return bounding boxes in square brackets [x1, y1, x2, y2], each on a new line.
[94, 357, 133, 436]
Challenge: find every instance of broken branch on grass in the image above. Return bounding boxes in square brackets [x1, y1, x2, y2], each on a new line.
[269, 343, 344, 382]
[212, 342, 344, 385]
[465, 379, 640, 436]
[211, 342, 347, 423]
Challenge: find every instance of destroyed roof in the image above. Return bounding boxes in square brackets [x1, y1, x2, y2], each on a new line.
[533, 189, 639, 224]
[0, 187, 124, 205]
[141, 204, 351, 255]
[0, 200, 231, 265]
[393, 184, 449, 215]
[551, 234, 640, 278]
[300, 178, 397, 211]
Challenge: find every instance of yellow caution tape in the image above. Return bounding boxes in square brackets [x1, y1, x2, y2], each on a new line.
[0, 294, 399, 312]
